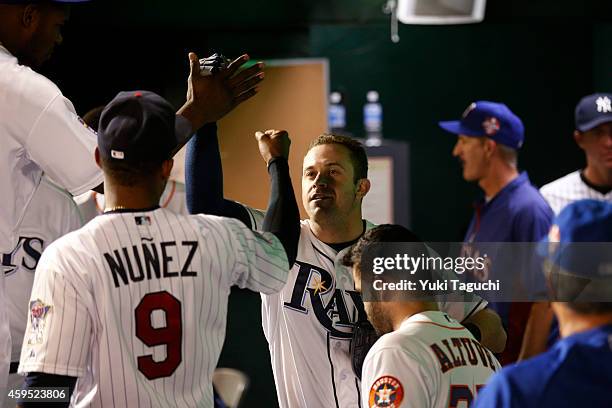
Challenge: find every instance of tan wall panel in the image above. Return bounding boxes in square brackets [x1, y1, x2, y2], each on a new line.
[171, 60, 328, 218]
[218, 60, 328, 218]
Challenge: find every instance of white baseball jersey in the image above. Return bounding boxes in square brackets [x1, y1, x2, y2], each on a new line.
[0, 42, 102, 403]
[75, 181, 189, 223]
[18, 208, 289, 407]
[3, 177, 82, 408]
[245, 206, 487, 408]
[5, 178, 82, 362]
[540, 170, 612, 215]
[361, 311, 500, 408]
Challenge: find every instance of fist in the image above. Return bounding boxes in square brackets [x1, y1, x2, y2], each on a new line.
[255, 129, 291, 165]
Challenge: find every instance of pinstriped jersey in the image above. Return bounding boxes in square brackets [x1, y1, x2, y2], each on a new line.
[245, 207, 487, 408]
[540, 171, 612, 215]
[4, 177, 82, 363]
[18, 208, 289, 407]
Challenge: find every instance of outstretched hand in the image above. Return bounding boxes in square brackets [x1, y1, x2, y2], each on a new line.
[255, 129, 291, 166]
[178, 52, 264, 131]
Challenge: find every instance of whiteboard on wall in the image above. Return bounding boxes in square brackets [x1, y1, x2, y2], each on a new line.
[362, 156, 394, 225]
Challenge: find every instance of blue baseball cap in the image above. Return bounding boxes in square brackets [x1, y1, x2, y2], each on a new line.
[575, 93, 612, 132]
[539, 199, 612, 279]
[98, 91, 192, 164]
[439, 101, 525, 149]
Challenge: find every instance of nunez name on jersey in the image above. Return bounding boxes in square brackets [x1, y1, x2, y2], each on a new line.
[103, 240, 199, 287]
[18, 208, 288, 408]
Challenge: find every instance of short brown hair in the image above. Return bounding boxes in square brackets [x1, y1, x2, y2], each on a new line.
[308, 134, 368, 182]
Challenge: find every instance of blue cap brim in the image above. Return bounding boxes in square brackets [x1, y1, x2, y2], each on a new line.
[438, 120, 484, 137]
[577, 115, 612, 132]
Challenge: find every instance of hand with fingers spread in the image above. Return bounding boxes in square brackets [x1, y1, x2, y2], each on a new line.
[255, 129, 291, 166]
[178, 52, 265, 131]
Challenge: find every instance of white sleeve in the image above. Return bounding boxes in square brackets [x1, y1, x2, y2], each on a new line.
[18, 242, 92, 378]
[237, 202, 265, 231]
[362, 347, 433, 408]
[196, 216, 289, 294]
[24, 94, 103, 196]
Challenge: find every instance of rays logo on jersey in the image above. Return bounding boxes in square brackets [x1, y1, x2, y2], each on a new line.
[27, 299, 52, 345]
[368, 376, 404, 408]
[283, 261, 365, 339]
[2, 236, 44, 276]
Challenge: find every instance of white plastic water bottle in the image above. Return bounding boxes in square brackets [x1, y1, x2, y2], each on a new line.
[328, 91, 346, 131]
[363, 90, 382, 145]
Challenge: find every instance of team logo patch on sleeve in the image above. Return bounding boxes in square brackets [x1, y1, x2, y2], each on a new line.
[369, 375, 404, 408]
[27, 299, 52, 345]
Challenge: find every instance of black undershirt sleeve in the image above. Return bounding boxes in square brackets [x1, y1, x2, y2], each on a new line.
[18, 372, 77, 408]
[263, 157, 300, 266]
[184, 123, 252, 227]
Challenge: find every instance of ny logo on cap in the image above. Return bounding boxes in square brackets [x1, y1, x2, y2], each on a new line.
[596, 96, 612, 113]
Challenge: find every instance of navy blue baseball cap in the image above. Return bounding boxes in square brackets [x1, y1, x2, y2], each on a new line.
[439, 101, 525, 149]
[98, 91, 192, 163]
[539, 199, 612, 279]
[575, 93, 612, 132]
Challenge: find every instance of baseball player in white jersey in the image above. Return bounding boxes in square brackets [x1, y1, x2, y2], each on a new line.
[344, 224, 500, 408]
[0, 1, 104, 399]
[185, 131, 506, 407]
[540, 93, 612, 214]
[18, 86, 294, 407]
[2, 177, 82, 408]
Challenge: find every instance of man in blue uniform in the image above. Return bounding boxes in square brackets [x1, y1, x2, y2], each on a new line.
[439, 101, 554, 364]
[474, 199, 612, 407]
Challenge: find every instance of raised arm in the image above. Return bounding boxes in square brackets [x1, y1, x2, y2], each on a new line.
[185, 123, 253, 226]
[256, 130, 300, 266]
